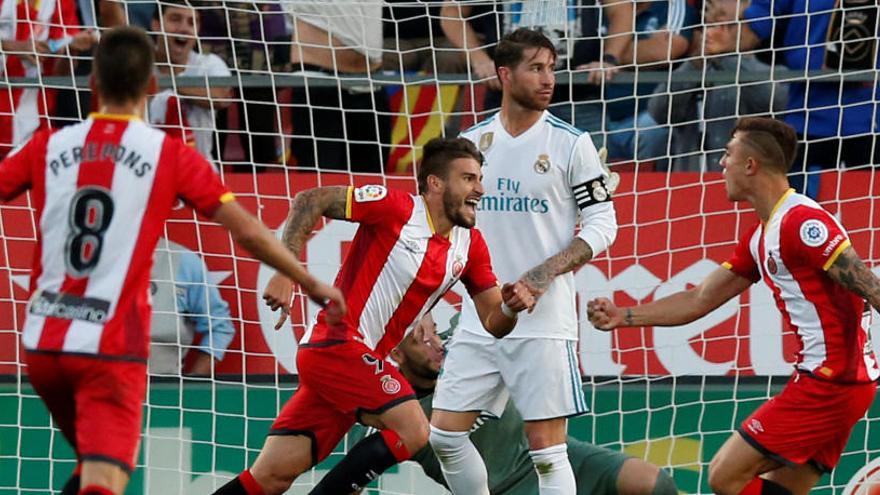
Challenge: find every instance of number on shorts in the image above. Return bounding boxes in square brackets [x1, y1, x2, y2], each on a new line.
[65, 187, 115, 277]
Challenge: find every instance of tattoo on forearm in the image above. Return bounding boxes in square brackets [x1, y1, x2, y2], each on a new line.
[829, 248, 880, 310]
[523, 239, 594, 292]
[281, 187, 348, 258]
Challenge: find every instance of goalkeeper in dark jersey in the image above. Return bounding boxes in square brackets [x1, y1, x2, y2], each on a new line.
[330, 314, 678, 495]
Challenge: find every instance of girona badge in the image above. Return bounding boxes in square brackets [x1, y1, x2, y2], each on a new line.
[452, 258, 464, 278]
[354, 185, 387, 203]
[380, 375, 402, 395]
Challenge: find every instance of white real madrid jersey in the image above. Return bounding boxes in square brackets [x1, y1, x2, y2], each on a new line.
[458, 111, 611, 340]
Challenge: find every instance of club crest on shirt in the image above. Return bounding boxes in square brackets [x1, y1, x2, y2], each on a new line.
[380, 375, 402, 395]
[479, 132, 494, 153]
[766, 253, 778, 275]
[800, 219, 829, 247]
[354, 185, 387, 203]
[452, 258, 464, 278]
[534, 154, 551, 174]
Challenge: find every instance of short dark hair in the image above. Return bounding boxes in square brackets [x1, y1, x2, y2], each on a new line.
[494, 28, 557, 72]
[94, 27, 155, 105]
[417, 137, 483, 194]
[153, 0, 194, 23]
[732, 117, 798, 174]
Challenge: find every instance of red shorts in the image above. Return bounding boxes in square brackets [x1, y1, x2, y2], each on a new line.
[25, 351, 147, 473]
[271, 341, 416, 465]
[739, 372, 877, 472]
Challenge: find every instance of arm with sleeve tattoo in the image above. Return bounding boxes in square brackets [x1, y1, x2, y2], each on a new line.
[519, 238, 594, 300]
[827, 246, 880, 312]
[263, 185, 349, 327]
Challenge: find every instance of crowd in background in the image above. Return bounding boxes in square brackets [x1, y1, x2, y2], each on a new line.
[1, 0, 878, 184]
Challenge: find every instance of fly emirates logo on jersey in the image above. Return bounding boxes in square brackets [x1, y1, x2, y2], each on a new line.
[479, 178, 550, 214]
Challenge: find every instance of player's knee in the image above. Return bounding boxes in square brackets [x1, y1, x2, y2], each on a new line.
[399, 418, 430, 454]
[707, 464, 737, 495]
[254, 470, 296, 495]
[428, 426, 471, 457]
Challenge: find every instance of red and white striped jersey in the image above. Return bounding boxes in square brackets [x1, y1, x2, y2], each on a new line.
[724, 189, 880, 383]
[0, 114, 232, 361]
[301, 185, 498, 359]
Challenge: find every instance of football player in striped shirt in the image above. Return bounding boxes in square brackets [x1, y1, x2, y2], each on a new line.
[0, 27, 343, 495]
[589, 117, 880, 495]
[213, 137, 535, 495]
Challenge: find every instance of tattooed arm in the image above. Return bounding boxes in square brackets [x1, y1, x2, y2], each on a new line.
[519, 238, 594, 300]
[827, 246, 880, 311]
[263, 186, 349, 328]
[280, 186, 349, 257]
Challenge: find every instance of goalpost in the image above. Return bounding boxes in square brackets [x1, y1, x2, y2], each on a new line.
[1, 0, 879, 493]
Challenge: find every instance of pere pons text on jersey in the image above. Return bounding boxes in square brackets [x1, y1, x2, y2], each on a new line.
[49, 142, 153, 178]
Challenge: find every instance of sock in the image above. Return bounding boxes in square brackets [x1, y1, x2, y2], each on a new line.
[428, 426, 490, 495]
[309, 430, 411, 494]
[60, 474, 81, 495]
[652, 468, 679, 495]
[212, 470, 266, 495]
[78, 486, 114, 495]
[529, 443, 576, 495]
[740, 477, 793, 495]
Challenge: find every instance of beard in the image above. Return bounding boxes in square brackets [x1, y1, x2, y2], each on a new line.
[509, 85, 551, 112]
[443, 189, 476, 229]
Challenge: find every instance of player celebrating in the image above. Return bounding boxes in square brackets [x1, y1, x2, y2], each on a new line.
[588, 117, 880, 495]
[330, 313, 679, 495]
[430, 28, 618, 495]
[213, 137, 535, 495]
[0, 27, 344, 495]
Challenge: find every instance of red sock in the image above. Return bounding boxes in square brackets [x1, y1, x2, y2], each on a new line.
[380, 429, 412, 462]
[79, 485, 114, 495]
[239, 469, 266, 495]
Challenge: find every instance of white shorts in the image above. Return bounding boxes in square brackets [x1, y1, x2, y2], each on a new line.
[432, 331, 588, 421]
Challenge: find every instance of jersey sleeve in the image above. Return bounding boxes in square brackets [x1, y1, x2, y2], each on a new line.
[171, 138, 233, 217]
[0, 130, 48, 201]
[722, 223, 761, 283]
[780, 206, 851, 271]
[460, 229, 499, 296]
[345, 185, 413, 226]
[568, 133, 617, 257]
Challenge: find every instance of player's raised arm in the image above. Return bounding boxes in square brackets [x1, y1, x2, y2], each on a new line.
[588, 266, 752, 330]
[826, 246, 880, 312]
[212, 200, 345, 316]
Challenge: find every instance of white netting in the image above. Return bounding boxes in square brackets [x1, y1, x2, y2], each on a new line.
[1, 0, 880, 493]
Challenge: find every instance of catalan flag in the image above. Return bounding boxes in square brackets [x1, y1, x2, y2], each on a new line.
[385, 83, 460, 175]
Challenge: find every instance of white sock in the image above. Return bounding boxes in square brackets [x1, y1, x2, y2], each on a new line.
[529, 443, 576, 495]
[428, 425, 490, 495]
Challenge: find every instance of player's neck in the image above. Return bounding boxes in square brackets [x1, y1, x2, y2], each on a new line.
[753, 179, 793, 222]
[499, 99, 543, 137]
[422, 194, 454, 238]
[98, 99, 146, 120]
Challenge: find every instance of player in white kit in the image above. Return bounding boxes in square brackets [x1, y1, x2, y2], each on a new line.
[430, 28, 618, 495]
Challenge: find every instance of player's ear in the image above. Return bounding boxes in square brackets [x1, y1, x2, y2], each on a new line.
[428, 174, 444, 193]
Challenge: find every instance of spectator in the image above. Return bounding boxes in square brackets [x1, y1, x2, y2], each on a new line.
[648, 0, 788, 171]
[0, 0, 95, 158]
[440, 0, 634, 116]
[150, 239, 235, 377]
[383, 0, 464, 74]
[281, 0, 390, 173]
[149, 0, 232, 161]
[199, 1, 290, 170]
[600, 0, 697, 162]
[709, 0, 880, 197]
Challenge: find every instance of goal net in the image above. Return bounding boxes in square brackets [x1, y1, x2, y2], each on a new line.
[1, 0, 879, 493]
